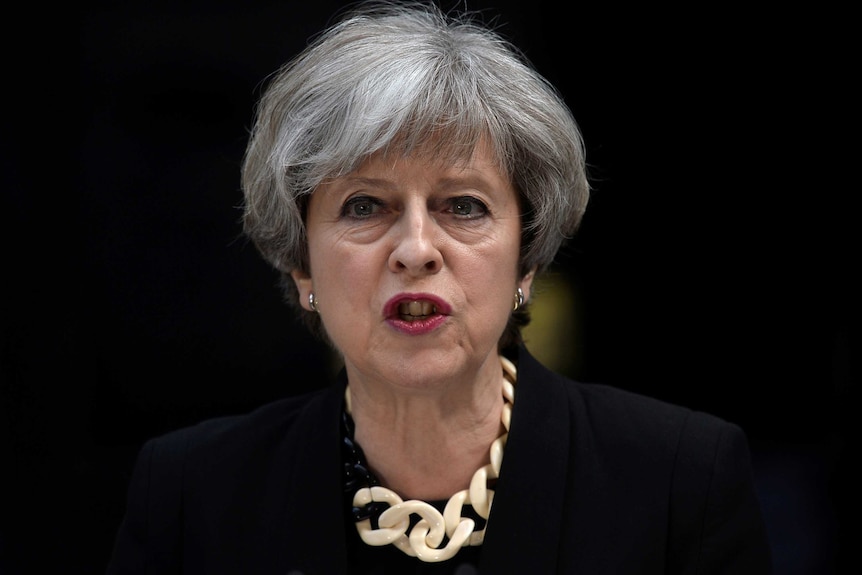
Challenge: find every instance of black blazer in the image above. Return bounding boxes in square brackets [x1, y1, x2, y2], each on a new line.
[107, 347, 772, 574]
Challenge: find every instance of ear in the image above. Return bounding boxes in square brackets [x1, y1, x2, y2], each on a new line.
[518, 267, 537, 302]
[290, 269, 314, 311]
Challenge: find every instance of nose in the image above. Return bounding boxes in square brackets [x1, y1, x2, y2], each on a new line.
[388, 204, 442, 276]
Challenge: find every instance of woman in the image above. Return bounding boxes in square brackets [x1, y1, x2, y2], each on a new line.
[107, 1, 772, 573]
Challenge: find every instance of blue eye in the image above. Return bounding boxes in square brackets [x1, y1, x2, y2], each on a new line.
[450, 197, 488, 218]
[342, 196, 381, 218]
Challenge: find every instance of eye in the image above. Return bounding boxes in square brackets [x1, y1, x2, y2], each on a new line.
[341, 196, 382, 218]
[448, 196, 488, 219]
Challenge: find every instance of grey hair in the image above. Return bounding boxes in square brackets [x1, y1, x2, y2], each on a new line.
[241, 0, 589, 347]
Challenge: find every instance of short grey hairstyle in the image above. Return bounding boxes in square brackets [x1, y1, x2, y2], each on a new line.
[241, 0, 589, 348]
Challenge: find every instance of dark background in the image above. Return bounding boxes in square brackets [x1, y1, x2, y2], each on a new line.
[2, 1, 854, 573]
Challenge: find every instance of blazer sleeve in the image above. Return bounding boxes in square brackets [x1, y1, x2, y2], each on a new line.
[106, 431, 189, 575]
[668, 413, 772, 574]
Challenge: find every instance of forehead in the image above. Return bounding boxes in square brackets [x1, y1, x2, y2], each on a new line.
[353, 137, 507, 180]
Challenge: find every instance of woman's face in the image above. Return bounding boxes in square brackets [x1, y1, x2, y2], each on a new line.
[292, 142, 534, 389]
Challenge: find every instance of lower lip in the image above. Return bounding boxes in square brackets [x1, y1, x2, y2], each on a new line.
[387, 314, 448, 335]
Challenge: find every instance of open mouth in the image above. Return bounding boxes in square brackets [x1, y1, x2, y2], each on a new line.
[397, 300, 437, 322]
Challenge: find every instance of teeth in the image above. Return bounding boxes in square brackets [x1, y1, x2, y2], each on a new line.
[397, 300, 437, 320]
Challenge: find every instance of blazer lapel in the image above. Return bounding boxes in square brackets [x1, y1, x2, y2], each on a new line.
[278, 378, 350, 575]
[480, 346, 571, 573]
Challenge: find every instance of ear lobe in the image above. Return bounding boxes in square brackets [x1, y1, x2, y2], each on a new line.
[290, 269, 313, 310]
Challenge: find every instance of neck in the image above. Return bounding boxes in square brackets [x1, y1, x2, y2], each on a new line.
[346, 355, 505, 500]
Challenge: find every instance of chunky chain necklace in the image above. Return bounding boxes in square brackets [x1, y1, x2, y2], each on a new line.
[342, 356, 517, 563]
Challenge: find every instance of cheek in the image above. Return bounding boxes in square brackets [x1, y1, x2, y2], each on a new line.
[310, 241, 377, 299]
[483, 229, 522, 279]
[310, 245, 377, 350]
[463, 245, 520, 305]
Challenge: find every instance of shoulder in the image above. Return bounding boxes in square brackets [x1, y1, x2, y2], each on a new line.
[574, 378, 735, 441]
[139, 382, 343, 469]
[574, 379, 751, 471]
[516, 345, 743, 461]
[107, 380, 349, 572]
[500, 347, 772, 571]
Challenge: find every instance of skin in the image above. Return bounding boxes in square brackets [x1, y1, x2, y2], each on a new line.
[292, 141, 535, 499]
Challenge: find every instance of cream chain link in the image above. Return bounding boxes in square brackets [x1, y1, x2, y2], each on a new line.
[350, 356, 517, 562]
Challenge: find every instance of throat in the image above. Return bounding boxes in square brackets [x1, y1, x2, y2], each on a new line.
[357, 414, 495, 499]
